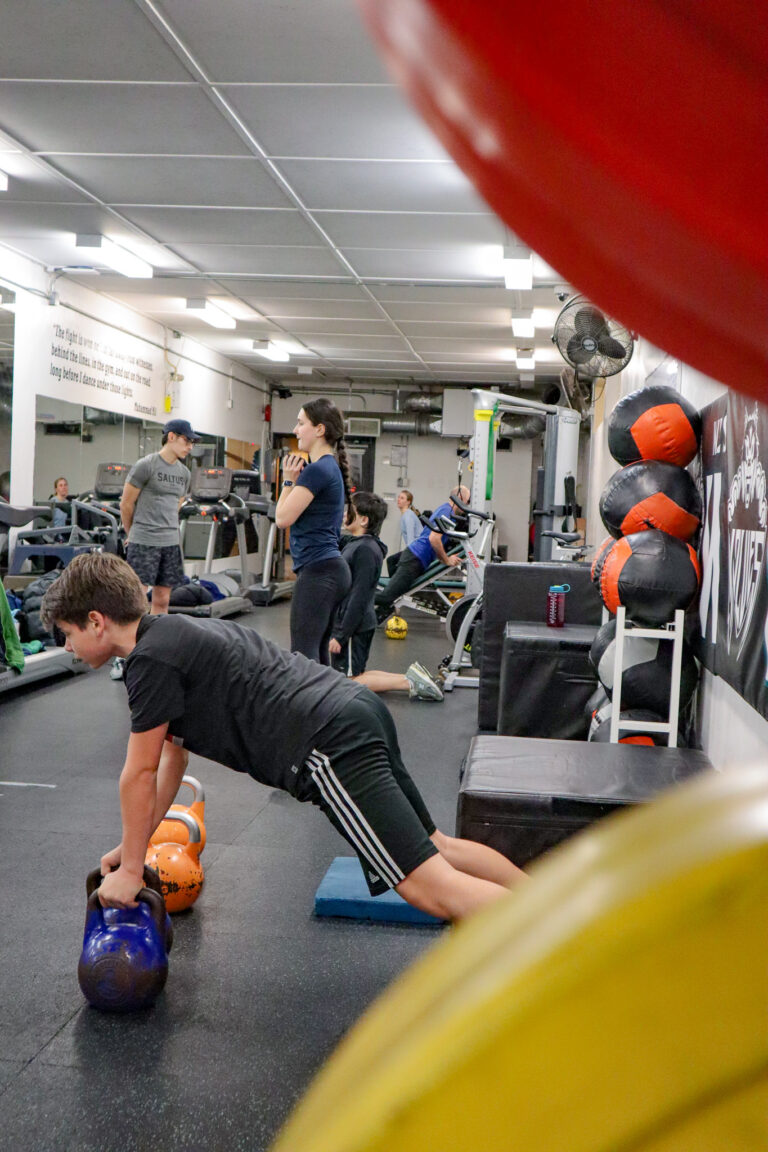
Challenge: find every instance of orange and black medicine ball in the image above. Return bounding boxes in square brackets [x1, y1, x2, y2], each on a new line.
[600, 460, 702, 541]
[599, 529, 700, 626]
[591, 537, 616, 588]
[608, 385, 701, 467]
[589, 618, 699, 714]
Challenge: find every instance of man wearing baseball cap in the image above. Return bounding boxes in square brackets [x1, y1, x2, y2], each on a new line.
[112, 418, 201, 678]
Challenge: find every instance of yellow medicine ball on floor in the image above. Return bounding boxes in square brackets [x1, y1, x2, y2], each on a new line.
[385, 615, 408, 639]
[271, 764, 768, 1152]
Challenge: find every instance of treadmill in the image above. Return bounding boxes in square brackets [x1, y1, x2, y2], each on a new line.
[176, 467, 252, 619]
[229, 470, 294, 606]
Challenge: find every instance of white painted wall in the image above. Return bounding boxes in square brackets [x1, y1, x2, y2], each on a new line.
[587, 339, 768, 768]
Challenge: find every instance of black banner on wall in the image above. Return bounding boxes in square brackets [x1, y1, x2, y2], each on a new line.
[697, 392, 768, 717]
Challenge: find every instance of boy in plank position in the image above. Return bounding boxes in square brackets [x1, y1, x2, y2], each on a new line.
[42, 553, 524, 921]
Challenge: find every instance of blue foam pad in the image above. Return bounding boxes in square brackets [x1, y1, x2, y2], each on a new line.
[314, 857, 445, 926]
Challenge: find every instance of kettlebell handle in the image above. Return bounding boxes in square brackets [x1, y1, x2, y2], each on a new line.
[85, 885, 168, 942]
[178, 774, 205, 805]
[160, 808, 202, 846]
[86, 865, 164, 900]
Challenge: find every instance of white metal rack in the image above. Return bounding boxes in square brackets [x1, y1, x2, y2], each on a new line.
[609, 606, 685, 747]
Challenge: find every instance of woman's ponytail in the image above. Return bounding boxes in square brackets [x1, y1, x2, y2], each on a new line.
[335, 437, 353, 519]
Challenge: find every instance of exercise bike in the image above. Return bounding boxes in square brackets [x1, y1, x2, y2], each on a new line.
[433, 495, 495, 692]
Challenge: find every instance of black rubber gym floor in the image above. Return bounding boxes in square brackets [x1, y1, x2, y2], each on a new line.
[0, 603, 478, 1151]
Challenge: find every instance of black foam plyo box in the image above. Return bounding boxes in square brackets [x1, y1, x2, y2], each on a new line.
[497, 622, 599, 739]
[456, 735, 713, 867]
[477, 563, 601, 731]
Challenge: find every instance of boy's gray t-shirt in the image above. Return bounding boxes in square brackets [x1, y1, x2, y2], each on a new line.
[126, 452, 190, 546]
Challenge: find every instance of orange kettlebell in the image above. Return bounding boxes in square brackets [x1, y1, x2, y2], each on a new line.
[149, 775, 206, 853]
[145, 810, 204, 914]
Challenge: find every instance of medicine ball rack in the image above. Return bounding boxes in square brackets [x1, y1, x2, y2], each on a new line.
[609, 607, 686, 747]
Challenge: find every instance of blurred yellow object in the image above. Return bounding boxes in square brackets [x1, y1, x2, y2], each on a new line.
[271, 765, 768, 1152]
[447, 590, 463, 603]
[384, 615, 408, 640]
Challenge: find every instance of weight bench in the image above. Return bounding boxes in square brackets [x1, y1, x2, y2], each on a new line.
[456, 735, 713, 867]
[377, 544, 465, 618]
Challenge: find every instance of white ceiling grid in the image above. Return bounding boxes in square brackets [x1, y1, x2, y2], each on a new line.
[0, 0, 571, 389]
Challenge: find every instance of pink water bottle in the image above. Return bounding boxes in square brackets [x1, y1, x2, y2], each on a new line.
[546, 583, 570, 627]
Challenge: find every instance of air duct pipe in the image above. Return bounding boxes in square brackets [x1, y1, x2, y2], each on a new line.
[379, 412, 436, 436]
[402, 392, 443, 414]
[499, 414, 546, 439]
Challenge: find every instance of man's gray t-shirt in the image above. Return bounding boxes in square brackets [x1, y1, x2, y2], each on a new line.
[126, 452, 190, 547]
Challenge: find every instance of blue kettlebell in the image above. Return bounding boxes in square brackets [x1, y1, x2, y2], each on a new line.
[86, 866, 173, 952]
[78, 886, 170, 1012]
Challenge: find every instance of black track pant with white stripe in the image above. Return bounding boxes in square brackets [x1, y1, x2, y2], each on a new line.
[298, 689, 437, 896]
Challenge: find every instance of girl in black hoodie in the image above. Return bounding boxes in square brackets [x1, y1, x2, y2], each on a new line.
[329, 492, 443, 700]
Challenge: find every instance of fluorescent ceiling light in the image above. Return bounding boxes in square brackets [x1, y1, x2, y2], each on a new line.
[502, 248, 533, 290]
[516, 350, 536, 370]
[254, 339, 290, 363]
[185, 298, 236, 330]
[0, 170, 8, 192]
[297, 366, 313, 376]
[511, 317, 535, 338]
[75, 234, 153, 278]
[532, 307, 559, 328]
[209, 296, 263, 322]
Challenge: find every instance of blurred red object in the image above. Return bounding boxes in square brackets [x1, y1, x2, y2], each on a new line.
[359, 0, 768, 398]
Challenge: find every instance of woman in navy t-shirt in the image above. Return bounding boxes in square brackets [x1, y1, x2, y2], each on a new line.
[275, 398, 352, 664]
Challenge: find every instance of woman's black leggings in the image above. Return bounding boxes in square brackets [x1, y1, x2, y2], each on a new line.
[290, 554, 352, 665]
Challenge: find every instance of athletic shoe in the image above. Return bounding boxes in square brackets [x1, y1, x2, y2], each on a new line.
[405, 662, 444, 701]
[110, 657, 126, 681]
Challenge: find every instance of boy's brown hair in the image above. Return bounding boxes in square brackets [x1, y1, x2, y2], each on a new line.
[41, 553, 148, 630]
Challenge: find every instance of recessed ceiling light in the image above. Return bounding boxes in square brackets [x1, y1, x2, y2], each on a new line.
[511, 317, 535, 338]
[516, 350, 536, 370]
[185, 299, 236, 330]
[75, 234, 153, 278]
[253, 339, 290, 363]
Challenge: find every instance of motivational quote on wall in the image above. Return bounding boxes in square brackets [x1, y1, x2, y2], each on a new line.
[49, 321, 159, 418]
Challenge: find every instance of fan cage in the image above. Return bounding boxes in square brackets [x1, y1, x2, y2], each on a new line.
[552, 294, 634, 377]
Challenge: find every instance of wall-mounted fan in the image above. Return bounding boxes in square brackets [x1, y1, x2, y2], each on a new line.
[552, 294, 634, 377]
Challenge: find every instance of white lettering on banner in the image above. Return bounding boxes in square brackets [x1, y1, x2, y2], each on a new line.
[699, 471, 721, 645]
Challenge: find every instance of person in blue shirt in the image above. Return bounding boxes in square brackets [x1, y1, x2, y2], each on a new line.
[375, 485, 470, 622]
[276, 398, 352, 664]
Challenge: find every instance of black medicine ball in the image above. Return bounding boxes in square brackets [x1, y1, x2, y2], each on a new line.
[608, 384, 701, 467]
[599, 529, 700, 625]
[599, 460, 702, 541]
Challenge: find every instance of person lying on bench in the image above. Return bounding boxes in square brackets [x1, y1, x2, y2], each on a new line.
[375, 486, 469, 623]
